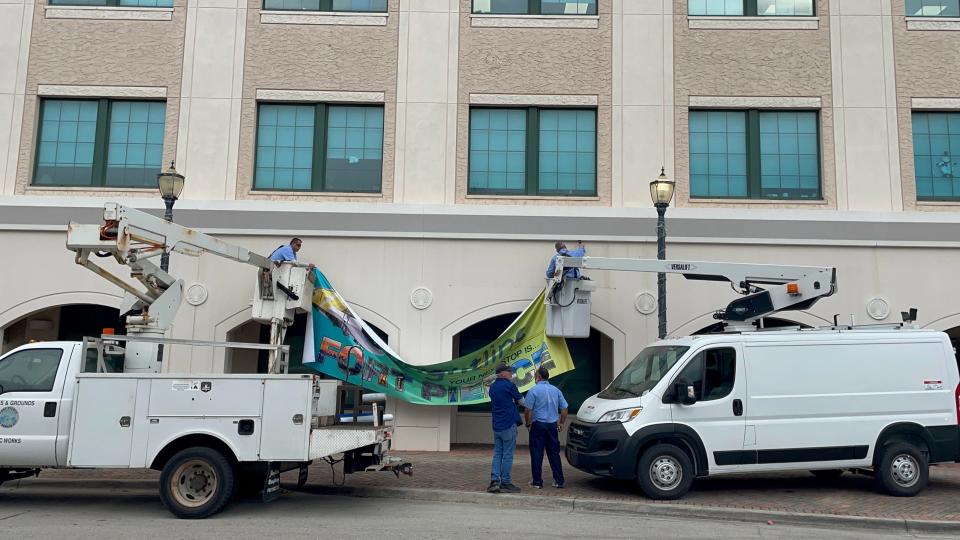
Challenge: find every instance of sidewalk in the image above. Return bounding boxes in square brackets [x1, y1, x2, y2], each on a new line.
[32, 444, 960, 527]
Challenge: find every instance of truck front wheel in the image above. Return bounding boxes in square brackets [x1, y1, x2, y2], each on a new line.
[636, 443, 694, 500]
[159, 447, 236, 519]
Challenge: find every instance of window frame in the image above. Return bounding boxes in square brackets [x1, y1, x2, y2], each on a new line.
[687, 0, 817, 16]
[688, 108, 823, 201]
[48, 0, 174, 6]
[261, 0, 388, 12]
[467, 106, 598, 198]
[905, 0, 960, 17]
[471, 0, 598, 16]
[911, 110, 960, 202]
[252, 102, 384, 194]
[0, 348, 64, 395]
[671, 347, 737, 403]
[32, 97, 167, 189]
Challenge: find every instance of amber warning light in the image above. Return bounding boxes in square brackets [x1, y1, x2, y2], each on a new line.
[786, 283, 800, 296]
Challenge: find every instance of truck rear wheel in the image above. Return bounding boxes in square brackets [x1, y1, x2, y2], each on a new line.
[159, 447, 236, 519]
[636, 443, 694, 500]
[875, 441, 928, 497]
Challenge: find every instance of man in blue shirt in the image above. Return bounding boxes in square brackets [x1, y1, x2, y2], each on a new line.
[487, 363, 524, 494]
[524, 366, 569, 488]
[269, 238, 303, 264]
[545, 240, 586, 279]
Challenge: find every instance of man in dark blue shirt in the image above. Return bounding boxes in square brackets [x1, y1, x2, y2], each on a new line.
[487, 363, 524, 494]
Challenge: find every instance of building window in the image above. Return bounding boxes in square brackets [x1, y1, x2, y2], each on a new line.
[469, 107, 596, 196]
[34, 99, 166, 188]
[472, 0, 597, 15]
[907, 1, 960, 16]
[254, 103, 384, 193]
[912, 112, 960, 201]
[689, 109, 820, 200]
[262, 0, 387, 11]
[48, 0, 174, 6]
[688, 0, 815, 16]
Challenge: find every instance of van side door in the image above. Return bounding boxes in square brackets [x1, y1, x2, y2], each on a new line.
[0, 344, 75, 467]
[668, 345, 747, 472]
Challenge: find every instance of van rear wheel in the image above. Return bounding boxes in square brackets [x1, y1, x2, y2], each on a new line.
[636, 444, 694, 500]
[159, 447, 236, 519]
[876, 442, 928, 497]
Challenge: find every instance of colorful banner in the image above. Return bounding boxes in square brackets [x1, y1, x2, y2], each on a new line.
[302, 269, 575, 405]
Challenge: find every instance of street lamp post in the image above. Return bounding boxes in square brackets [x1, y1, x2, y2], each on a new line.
[156, 162, 185, 273]
[649, 168, 675, 340]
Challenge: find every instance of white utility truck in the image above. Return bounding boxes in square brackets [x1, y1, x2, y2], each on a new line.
[550, 257, 960, 499]
[0, 203, 409, 518]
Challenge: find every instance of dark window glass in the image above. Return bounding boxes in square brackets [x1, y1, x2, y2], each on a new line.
[0, 349, 63, 393]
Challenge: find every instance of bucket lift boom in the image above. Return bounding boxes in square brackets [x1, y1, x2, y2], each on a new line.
[548, 257, 837, 335]
[66, 202, 313, 373]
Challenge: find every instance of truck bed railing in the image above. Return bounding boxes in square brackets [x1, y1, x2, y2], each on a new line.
[81, 335, 291, 374]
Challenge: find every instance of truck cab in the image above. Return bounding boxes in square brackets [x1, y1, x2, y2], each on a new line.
[0, 341, 80, 469]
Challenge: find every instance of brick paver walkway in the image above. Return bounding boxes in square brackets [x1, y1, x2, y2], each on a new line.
[35, 444, 960, 522]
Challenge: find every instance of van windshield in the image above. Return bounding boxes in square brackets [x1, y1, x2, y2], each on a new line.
[598, 346, 689, 399]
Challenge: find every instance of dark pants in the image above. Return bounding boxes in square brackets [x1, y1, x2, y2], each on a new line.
[529, 421, 564, 486]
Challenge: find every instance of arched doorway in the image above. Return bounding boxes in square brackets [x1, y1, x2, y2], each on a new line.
[451, 312, 614, 444]
[224, 313, 389, 374]
[2, 304, 123, 354]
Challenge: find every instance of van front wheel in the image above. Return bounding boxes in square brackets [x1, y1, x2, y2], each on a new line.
[636, 444, 694, 500]
[876, 442, 928, 497]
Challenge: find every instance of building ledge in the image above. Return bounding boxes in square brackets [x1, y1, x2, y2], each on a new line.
[688, 16, 818, 30]
[260, 10, 388, 26]
[906, 17, 960, 31]
[45, 5, 173, 21]
[470, 14, 599, 29]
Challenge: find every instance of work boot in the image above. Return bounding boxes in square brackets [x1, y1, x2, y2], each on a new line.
[486, 481, 501, 493]
[499, 483, 521, 493]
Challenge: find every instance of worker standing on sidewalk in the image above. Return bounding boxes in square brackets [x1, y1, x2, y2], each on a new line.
[487, 364, 524, 494]
[524, 366, 568, 489]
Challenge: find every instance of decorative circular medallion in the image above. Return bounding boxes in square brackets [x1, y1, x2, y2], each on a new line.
[635, 292, 657, 315]
[185, 283, 209, 306]
[866, 297, 891, 321]
[0, 407, 19, 429]
[410, 287, 433, 310]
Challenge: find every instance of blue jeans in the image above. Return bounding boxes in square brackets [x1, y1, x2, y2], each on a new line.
[491, 425, 518, 484]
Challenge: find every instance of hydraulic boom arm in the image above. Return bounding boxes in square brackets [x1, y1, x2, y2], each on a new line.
[554, 256, 837, 325]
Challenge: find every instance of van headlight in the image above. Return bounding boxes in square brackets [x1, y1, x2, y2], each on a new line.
[598, 407, 642, 423]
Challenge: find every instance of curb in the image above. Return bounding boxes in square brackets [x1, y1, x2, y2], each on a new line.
[302, 484, 960, 535]
[7, 479, 960, 534]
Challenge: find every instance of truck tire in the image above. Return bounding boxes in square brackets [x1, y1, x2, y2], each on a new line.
[875, 441, 928, 497]
[159, 447, 236, 519]
[636, 444, 694, 500]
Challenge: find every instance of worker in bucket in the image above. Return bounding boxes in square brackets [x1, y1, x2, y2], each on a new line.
[545, 240, 585, 279]
[487, 363, 524, 494]
[269, 237, 302, 264]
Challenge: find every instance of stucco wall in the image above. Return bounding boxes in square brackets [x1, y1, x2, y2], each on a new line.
[15, 2, 186, 196]
[455, 0, 614, 206]
[890, 0, 960, 212]
[673, 0, 836, 209]
[236, 0, 400, 202]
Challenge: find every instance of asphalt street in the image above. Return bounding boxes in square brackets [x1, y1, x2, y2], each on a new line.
[0, 483, 952, 540]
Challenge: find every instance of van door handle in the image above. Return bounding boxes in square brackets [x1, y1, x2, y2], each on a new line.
[44, 402, 57, 417]
[732, 399, 743, 417]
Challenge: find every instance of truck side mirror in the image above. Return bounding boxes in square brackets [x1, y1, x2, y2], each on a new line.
[672, 381, 697, 405]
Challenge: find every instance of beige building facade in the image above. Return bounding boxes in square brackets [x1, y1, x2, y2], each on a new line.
[3, 0, 960, 450]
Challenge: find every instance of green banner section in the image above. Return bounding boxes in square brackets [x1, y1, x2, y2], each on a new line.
[303, 269, 575, 405]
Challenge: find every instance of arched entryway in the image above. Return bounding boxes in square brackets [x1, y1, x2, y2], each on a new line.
[451, 312, 614, 445]
[1, 304, 123, 354]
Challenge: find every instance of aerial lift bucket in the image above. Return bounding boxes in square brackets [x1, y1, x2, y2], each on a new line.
[545, 277, 596, 338]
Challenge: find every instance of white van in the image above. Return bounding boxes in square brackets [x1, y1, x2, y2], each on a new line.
[565, 327, 960, 499]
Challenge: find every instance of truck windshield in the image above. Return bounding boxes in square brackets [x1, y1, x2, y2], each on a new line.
[598, 346, 689, 399]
